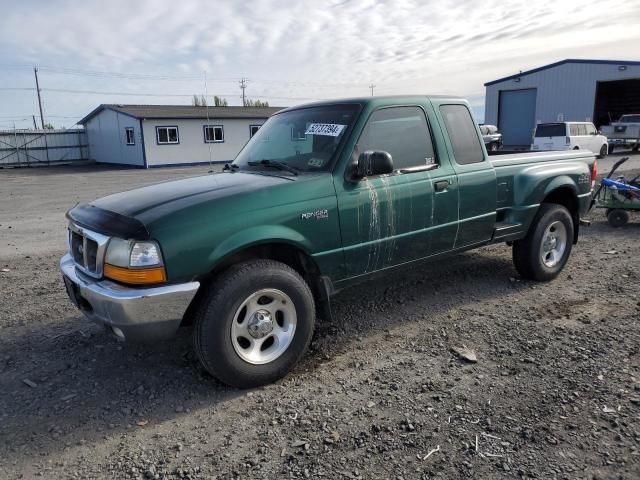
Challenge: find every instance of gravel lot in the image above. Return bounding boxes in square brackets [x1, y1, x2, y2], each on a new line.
[1, 155, 639, 479]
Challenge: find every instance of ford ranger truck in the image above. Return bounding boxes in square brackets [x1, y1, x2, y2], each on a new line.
[61, 96, 597, 388]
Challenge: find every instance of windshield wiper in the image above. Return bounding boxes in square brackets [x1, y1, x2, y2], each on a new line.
[247, 159, 299, 176]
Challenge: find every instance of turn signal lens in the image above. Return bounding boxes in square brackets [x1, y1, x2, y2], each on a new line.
[104, 264, 167, 285]
[591, 160, 598, 189]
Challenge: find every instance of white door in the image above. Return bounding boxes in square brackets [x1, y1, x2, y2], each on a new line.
[585, 124, 600, 153]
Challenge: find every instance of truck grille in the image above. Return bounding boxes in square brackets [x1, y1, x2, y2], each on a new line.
[68, 223, 110, 278]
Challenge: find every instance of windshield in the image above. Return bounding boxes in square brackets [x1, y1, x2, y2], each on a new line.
[535, 123, 566, 137]
[619, 115, 640, 123]
[234, 104, 360, 173]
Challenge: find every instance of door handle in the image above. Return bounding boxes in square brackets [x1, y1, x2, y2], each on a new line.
[434, 180, 449, 192]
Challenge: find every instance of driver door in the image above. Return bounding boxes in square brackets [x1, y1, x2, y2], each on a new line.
[335, 105, 458, 278]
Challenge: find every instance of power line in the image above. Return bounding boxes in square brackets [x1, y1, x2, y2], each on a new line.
[1, 64, 371, 88]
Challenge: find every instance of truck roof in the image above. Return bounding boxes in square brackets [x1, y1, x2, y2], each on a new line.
[276, 95, 465, 114]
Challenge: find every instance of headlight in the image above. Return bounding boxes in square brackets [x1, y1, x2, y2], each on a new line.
[105, 238, 133, 267]
[104, 239, 166, 285]
[130, 242, 162, 267]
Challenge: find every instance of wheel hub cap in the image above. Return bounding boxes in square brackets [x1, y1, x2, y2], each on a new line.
[230, 288, 297, 365]
[248, 310, 274, 339]
[540, 220, 567, 268]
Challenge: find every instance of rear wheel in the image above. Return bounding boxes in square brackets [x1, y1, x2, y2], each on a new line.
[194, 259, 315, 388]
[489, 142, 499, 152]
[599, 144, 607, 158]
[513, 204, 574, 281]
[607, 209, 629, 228]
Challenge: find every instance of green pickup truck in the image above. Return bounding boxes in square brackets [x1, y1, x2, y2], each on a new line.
[61, 96, 597, 387]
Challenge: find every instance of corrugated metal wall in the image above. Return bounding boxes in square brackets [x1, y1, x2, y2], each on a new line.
[0, 129, 87, 166]
[484, 62, 640, 144]
[84, 110, 145, 166]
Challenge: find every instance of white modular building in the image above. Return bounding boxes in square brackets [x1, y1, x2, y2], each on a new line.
[79, 104, 281, 167]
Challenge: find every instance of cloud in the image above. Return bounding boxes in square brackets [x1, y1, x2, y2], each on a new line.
[1, 0, 639, 127]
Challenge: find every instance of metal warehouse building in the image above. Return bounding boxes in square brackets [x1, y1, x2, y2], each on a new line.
[484, 59, 640, 147]
[79, 104, 281, 167]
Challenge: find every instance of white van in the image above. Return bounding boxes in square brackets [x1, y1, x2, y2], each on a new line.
[531, 122, 608, 158]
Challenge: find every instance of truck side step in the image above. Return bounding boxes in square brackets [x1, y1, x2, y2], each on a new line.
[493, 221, 523, 240]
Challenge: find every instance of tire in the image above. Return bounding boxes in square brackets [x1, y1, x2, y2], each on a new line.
[194, 259, 315, 388]
[608, 145, 615, 154]
[632, 145, 639, 152]
[598, 144, 607, 159]
[489, 142, 499, 152]
[513, 204, 574, 281]
[607, 209, 629, 228]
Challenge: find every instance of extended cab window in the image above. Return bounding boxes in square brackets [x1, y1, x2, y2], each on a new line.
[357, 106, 435, 171]
[439, 105, 484, 165]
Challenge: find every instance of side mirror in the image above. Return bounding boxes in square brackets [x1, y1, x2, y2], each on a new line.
[351, 150, 393, 181]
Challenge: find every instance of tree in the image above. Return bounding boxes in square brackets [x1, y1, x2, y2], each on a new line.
[192, 95, 229, 107]
[192, 94, 207, 106]
[43, 123, 55, 130]
[243, 99, 270, 107]
[213, 96, 228, 107]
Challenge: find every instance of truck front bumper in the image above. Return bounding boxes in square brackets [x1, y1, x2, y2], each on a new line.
[60, 254, 200, 342]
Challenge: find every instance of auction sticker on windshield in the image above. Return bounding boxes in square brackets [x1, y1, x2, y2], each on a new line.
[305, 123, 346, 137]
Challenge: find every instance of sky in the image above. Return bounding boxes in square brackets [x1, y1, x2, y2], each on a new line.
[1, 0, 639, 129]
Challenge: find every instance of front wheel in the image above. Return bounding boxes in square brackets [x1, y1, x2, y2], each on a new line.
[513, 204, 574, 281]
[194, 259, 315, 388]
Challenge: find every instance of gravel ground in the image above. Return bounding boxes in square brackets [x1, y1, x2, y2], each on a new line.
[1, 158, 639, 479]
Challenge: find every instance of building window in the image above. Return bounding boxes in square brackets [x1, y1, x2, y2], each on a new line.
[249, 125, 261, 138]
[291, 125, 306, 141]
[156, 126, 179, 144]
[204, 125, 224, 143]
[125, 127, 135, 145]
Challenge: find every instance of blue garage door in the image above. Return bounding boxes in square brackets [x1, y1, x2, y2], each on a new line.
[498, 89, 537, 147]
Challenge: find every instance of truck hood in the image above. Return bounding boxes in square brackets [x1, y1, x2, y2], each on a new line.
[91, 171, 293, 219]
[68, 171, 333, 238]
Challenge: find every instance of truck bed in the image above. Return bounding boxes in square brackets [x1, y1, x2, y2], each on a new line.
[487, 150, 595, 242]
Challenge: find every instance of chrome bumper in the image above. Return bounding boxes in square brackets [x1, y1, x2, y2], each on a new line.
[60, 254, 199, 342]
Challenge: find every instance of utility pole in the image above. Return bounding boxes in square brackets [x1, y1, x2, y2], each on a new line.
[32, 115, 38, 130]
[34, 67, 45, 129]
[369, 83, 376, 96]
[239, 78, 248, 106]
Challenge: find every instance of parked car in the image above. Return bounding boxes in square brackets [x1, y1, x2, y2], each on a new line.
[531, 122, 608, 158]
[61, 96, 596, 388]
[479, 124, 502, 151]
[600, 114, 640, 153]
